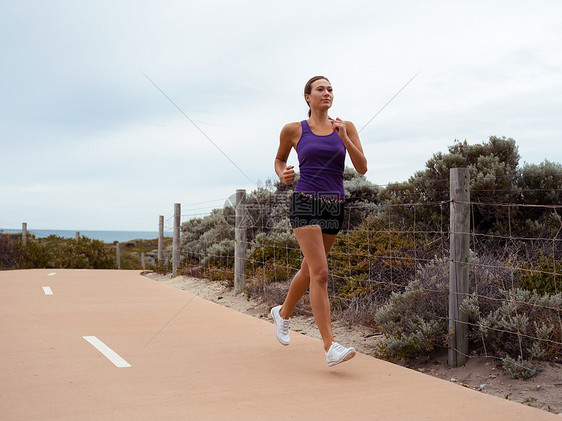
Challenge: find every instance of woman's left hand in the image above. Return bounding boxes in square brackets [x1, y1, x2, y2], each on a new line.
[332, 119, 368, 175]
[331, 117, 348, 140]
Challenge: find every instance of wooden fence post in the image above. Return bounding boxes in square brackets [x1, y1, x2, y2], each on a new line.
[158, 215, 164, 264]
[22, 223, 27, 246]
[141, 252, 146, 270]
[75, 232, 80, 241]
[234, 189, 247, 295]
[116, 242, 121, 269]
[448, 168, 470, 367]
[172, 203, 181, 277]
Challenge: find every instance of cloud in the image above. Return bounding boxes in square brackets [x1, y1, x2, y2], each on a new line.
[1, 0, 561, 230]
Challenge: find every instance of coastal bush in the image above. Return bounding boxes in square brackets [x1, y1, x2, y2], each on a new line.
[245, 182, 290, 237]
[462, 288, 561, 362]
[203, 239, 235, 267]
[374, 258, 449, 359]
[201, 266, 235, 283]
[378, 136, 562, 240]
[180, 209, 235, 267]
[16, 235, 116, 269]
[116, 239, 168, 271]
[248, 219, 301, 283]
[374, 253, 561, 373]
[342, 167, 381, 231]
[375, 280, 448, 359]
[517, 160, 562, 208]
[329, 215, 443, 311]
[0, 235, 24, 269]
[119, 250, 145, 270]
[517, 253, 561, 295]
[501, 355, 542, 379]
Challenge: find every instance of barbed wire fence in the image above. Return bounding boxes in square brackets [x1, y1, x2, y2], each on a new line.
[164, 169, 561, 376]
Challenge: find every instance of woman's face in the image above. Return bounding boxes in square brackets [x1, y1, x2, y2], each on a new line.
[305, 79, 333, 111]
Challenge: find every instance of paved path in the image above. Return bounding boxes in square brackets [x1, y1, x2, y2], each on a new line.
[0, 269, 558, 420]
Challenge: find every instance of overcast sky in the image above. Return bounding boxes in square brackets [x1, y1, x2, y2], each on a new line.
[1, 0, 561, 231]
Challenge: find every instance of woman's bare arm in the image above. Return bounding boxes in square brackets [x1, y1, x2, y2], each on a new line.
[274, 122, 301, 184]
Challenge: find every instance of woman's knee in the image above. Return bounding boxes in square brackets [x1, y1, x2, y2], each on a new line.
[310, 266, 329, 285]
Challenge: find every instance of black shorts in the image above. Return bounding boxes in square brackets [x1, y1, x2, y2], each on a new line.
[289, 191, 345, 235]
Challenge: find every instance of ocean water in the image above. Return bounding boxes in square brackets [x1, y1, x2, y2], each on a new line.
[0, 228, 168, 243]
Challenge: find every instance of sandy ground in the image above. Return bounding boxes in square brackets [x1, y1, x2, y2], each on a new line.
[144, 272, 562, 416]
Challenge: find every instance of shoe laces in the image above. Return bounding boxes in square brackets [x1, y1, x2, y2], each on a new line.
[281, 318, 290, 335]
[330, 342, 346, 354]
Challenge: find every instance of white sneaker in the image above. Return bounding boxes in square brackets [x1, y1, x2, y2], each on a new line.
[270, 305, 290, 346]
[325, 342, 356, 367]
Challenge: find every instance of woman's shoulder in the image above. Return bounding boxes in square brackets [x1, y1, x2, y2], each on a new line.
[343, 120, 358, 134]
[280, 121, 303, 142]
[281, 121, 302, 134]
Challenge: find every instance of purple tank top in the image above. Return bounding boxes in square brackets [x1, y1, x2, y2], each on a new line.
[294, 120, 346, 199]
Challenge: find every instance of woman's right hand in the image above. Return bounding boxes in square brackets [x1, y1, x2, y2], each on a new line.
[280, 165, 295, 184]
[275, 122, 301, 184]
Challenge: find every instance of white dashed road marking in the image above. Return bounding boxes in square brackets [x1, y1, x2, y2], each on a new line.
[42, 287, 53, 295]
[48, 272, 56, 276]
[82, 336, 131, 368]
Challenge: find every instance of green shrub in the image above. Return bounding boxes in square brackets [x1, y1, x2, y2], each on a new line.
[247, 224, 301, 283]
[518, 253, 561, 295]
[202, 239, 235, 267]
[330, 215, 443, 309]
[375, 280, 448, 359]
[502, 355, 542, 379]
[0, 235, 24, 269]
[180, 209, 234, 267]
[118, 251, 144, 270]
[374, 253, 561, 371]
[463, 288, 561, 362]
[8, 235, 117, 269]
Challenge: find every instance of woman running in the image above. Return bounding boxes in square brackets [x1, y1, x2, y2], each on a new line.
[271, 75, 368, 366]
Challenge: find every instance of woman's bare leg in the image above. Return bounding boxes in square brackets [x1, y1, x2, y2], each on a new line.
[279, 261, 310, 319]
[287, 226, 337, 351]
[280, 232, 337, 319]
